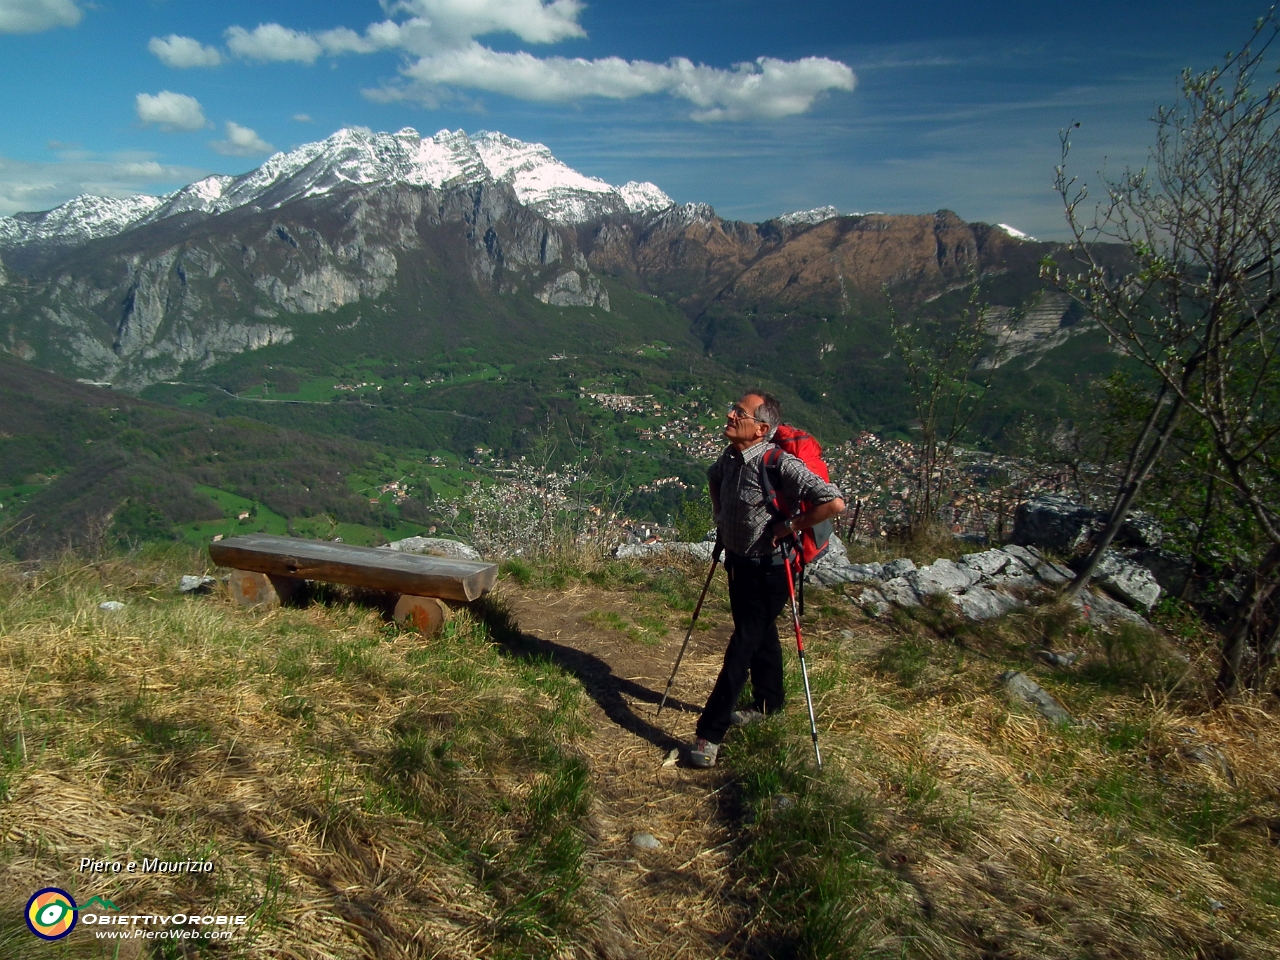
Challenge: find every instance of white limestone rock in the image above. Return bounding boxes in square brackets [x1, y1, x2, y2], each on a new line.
[1073, 588, 1152, 629]
[1035, 649, 1079, 668]
[906, 558, 982, 596]
[535, 269, 610, 310]
[1093, 551, 1162, 609]
[955, 586, 1024, 621]
[855, 586, 892, 617]
[807, 535, 884, 586]
[881, 557, 917, 579]
[630, 831, 662, 851]
[878, 576, 921, 608]
[960, 548, 1020, 578]
[1000, 544, 1073, 586]
[1001, 670, 1073, 723]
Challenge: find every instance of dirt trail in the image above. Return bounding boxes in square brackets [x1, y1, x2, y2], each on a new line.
[502, 583, 749, 959]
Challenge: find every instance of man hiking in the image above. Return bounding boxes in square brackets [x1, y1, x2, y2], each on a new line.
[689, 389, 845, 769]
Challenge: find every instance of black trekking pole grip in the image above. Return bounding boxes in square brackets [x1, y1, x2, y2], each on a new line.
[656, 539, 722, 717]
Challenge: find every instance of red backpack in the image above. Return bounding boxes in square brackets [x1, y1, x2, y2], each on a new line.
[758, 423, 834, 567]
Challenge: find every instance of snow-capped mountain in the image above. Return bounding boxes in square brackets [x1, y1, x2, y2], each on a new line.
[0, 127, 676, 254]
[775, 205, 840, 227]
[996, 223, 1037, 242]
[0, 194, 165, 250]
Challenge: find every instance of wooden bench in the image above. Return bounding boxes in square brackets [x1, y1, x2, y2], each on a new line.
[208, 533, 498, 634]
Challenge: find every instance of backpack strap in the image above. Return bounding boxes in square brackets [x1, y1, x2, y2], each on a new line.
[758, 446, 788, 522]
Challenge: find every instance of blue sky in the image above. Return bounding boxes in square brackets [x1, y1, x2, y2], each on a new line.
[0, 0, 1272, 237]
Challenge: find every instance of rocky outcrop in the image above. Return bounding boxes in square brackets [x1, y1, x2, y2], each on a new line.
[604, 532, 1154, 629]
[536, 270, 610, 310]
[1010, 495, 1103, 554]
[982, 291, 1091, 368]
[1093, 550, 1163, 609]
[854, 542, 1152, 628]
[1001, 671, 1074, 723]
[1010, 496, 1167, 609]
[115, 248, 182, 356]
[857, 544, 1066, 619]
[4, 178, 618, 388]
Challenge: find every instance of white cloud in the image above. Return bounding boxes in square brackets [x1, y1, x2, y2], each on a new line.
[225, 21, 406, 61]
[149, 34, 222, 68]
[292, 113, 313, 123]
[226, 23, 323, 63]
[216, 1, 854, 121]
[135, 91, 209, 132]
[314, 25, 383, 55]
[0, 0, 80, 34]
[399, 44, 665, 99]
[0, 153, 206, 217]
[385, 0, 586, 46]
[388, 46, 855, 120]
[670, 57, 858, 121]
[209, 122, 273, 157]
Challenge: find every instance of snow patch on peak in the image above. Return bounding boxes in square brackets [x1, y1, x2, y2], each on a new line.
[619, 181, 674, 217]
[1, 126, 685, 253]
[143, 175, 235, 221]
[997, 223, 1038, 242]
[776, 205, 840, 227]
[0, 194, 165, 250]
[470, 130, 624, 223]
[658, 202, 717, 229]
[470, 130, 556, 178]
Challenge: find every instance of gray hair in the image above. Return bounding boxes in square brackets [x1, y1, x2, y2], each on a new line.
[742, 388, 782, 432]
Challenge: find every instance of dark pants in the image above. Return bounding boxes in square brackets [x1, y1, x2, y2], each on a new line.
[695, 553, 791, 744]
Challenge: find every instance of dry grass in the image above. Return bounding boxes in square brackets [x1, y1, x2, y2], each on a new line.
[757, 583, 1280, 959]
[0, 548, 596, 959]
[2, 546, 1279, 959]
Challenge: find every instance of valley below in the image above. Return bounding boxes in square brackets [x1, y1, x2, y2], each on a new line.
[4, 126, 1277, 960]
[0, 127, 1120, 553]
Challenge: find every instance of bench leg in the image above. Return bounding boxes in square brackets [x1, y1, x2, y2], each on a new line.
[229, 570, 302, 608]
[393, 595, 451, 635]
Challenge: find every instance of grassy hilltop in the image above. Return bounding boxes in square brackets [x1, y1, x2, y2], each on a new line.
[1, 545, 1277, 959]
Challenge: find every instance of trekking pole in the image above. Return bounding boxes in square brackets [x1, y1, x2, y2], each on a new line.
[656, 540, 723, 717]
[782, 544, 823, 769]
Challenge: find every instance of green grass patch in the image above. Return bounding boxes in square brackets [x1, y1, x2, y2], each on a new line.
[726, 723, 931, 959]
[1077, 764, 1251, 848]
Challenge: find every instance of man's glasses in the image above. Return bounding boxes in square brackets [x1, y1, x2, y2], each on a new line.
[726, 404, 766, 424]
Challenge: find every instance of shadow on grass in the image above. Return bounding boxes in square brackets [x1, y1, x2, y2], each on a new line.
[473, 595, 692, 754]
[261, 583, 699, 755]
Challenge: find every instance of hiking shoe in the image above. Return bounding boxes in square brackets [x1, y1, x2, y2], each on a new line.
[689, 738, 720, 768]
[730, 708, 766, 727]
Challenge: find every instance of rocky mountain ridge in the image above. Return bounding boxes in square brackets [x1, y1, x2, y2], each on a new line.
[2, 174, 627, 388]
[0, 126, 1087, 401]
[0, 127, 676, 262]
